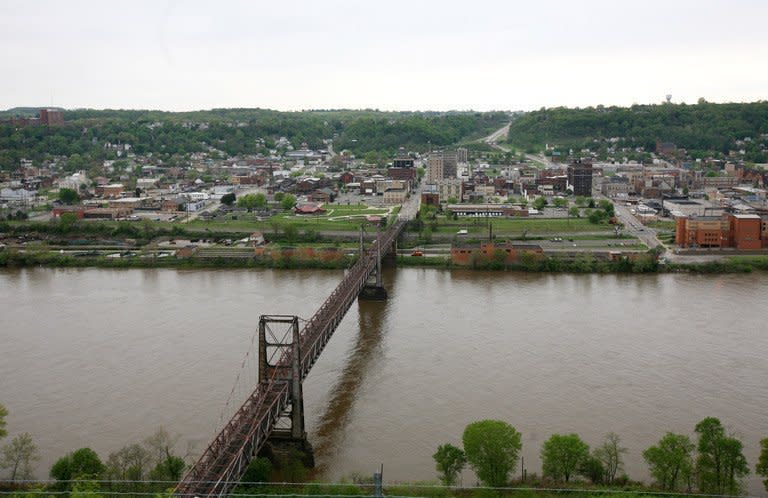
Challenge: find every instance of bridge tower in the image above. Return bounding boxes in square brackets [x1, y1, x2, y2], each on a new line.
[359, 225, 390, 300]
[258, 315, 314, 467]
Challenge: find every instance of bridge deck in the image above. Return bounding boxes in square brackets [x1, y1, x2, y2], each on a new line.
[176, 220, 406, 497]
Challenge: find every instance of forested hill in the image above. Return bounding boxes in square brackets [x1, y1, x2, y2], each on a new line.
[0, 108, 509, 170]
[506, 102, 768, 160]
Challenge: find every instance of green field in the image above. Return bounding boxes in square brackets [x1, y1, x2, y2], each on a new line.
[427, 216, 614, 235]
[187, 204, 398, 233]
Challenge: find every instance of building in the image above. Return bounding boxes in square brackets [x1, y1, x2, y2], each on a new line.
[95, 183, 125, 199]
[426, 153, 444, 183]
[392, 157, 415, 169]
[39, 109, 64, 126]
[383, 187, 407, 205]
[675, 213, 767, 249]
[601, 176, 633, 197]
[451, 241, 543, 266]
[437, 179, 462, 203]
[567, 159, 593, 196]
[456, 147, 468, 164]
[442, 151, 458, 178]
[445, 204, 528, 217]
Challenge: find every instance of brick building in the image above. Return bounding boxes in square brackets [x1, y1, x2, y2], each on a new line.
[675, 213, 767, 249]
[451, 241, 543, 266]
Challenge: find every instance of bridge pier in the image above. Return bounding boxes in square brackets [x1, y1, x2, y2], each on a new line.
[258, 315, 315, 468]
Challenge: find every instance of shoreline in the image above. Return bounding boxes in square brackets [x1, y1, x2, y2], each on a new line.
[3, 250, 767, 274]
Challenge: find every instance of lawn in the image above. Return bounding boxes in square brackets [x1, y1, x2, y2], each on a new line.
[187, 204, 399, 233]
[429, 216, 614, 234]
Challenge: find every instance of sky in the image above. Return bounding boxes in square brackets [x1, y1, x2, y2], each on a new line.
[1, 0, 767, 112]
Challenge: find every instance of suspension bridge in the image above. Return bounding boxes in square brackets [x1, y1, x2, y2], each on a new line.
[175, 217, 408, 497]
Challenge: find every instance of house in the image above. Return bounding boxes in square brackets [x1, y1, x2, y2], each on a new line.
[309, 188, 336, 203]
[294, 204, 326, 215]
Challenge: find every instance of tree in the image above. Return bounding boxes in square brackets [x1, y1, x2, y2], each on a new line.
[59, 188, 80, 205]
[242, 457, 273, 483]
[0, 404, 6, 440]
[695, 417, 749, 495]
[69, 448, 103, 479]
[144, 427, 186, 481]
[540, 433, 590, 482]
[568, 207, 580, 218]
[237, 193, 267, 211]
[552, 197, 567, 208]
[220, 192, 236, 206]
[643, 432, 694, 491]
[533, 196, 547, 210]
[1, 432, 39, 481]
[594, 432, 627, 484]
[281, 194, 297, 211]
[433, 443, 466, 486]
[578, 455, 605, 484]
[598, 199, 615, 217]
[462, 420, 522, 487]
[104, 443, 151, 482]
[757, 438, 768, 492]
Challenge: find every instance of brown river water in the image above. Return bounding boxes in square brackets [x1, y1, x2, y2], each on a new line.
[0, 268, 766, 494]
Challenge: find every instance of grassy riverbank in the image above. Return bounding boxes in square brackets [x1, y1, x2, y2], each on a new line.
[4, 248, 768, 274]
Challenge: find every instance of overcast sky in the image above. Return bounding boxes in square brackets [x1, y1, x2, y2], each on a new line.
[2, 0, 767, 112]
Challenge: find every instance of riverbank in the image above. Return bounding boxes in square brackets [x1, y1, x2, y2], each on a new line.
[3, 248, 768, 273]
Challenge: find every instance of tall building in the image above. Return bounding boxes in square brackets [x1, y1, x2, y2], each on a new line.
[442, 151, 457, 179]
[426, 153, 444, 183]
[457, 147, 468, 164]
[39, 109, 64, 126]
[567, 159, 593, 196]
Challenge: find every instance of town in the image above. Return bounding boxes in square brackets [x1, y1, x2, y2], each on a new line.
[1, 107, 768, 271]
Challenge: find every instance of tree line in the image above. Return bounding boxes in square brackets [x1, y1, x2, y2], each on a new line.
[0, 109, 507, 171]
[434, 418, 768, 495]
[506, 101, 768, 161]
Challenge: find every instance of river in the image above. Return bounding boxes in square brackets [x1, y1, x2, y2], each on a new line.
[0, 268, 766, 494]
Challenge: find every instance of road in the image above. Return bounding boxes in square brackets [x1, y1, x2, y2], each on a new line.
[611, 201, 662, 250]
[480, 122, 550, 168]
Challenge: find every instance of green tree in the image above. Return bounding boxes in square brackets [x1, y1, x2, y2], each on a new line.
[598, 199, 615, 217]
[242, 457, 273, 483]
[540, 433, 590, 482]
[104, 443, 151, 482]
[0, 404, 6, 440]
[643, 432, 694, 491]
[593, 432, 627, 484]
[533, 196, 547, 210]
[757, 438, 768, 492]
[144, 427, 186, 481]
[51, 447, 105, 482]
[281, 194, 297, 211]
[695, 417, 749, 495]
[59, 188, 80, 205]
[237, 193, 267, 211]
[1, 432, 40, 481]
[220, 192, 236, 206]
[578, 455, 605, 484]
[433, 443, 466, 486]
[552, 197, 567, 208]
[462, 420, 522, 487]
[568, 206, 580, 218]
